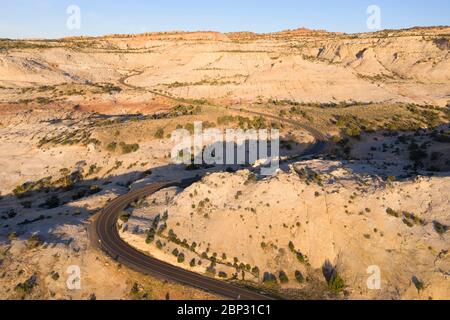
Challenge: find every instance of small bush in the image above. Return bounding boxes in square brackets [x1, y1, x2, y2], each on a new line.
[119, 212, 131, 223]
[119, 142, 139, 154]
[106, 142, 117, 152]
[279, 271, 289, 284]
[386, 176, 396, 184]
[412, 276, 425, 293]
[328, 274, 345, 293]
[251, 266, 260, 277]
[296, 251, 306, 263]
[433, 221, 448, 235]
[386, 208, 400, 218]
[51, 271, 60, 281]
[262, 272, 277, 285]
[206, 264, 216, 276]
[15, 274, 37, 296]
[295, 270, 305, 283]
[288, 241, 295, 252]
[154, 128, 165, 139]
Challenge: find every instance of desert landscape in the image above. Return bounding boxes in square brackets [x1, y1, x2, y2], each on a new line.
[0, 26, 449, 300]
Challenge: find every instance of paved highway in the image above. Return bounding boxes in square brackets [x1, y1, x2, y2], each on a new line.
[96, 73, 327, 299]
[95, 179, 274, 300]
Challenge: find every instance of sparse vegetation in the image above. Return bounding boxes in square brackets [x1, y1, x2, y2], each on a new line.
[295, 270, 305, 283]
[433, 221, 448, 235]
[154, 128, 165, 139]
[279, 271, 289, 284]
[15, 274, 37, 296]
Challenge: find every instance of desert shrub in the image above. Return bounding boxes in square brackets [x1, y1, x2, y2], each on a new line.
[206, 263, 216, 276]
[156, 240, 163, 249]
[262, 272, 277, 285]
[157, 223, 167, 235]
[146, 228, 156, 243]
[279, 271, 289, 284]
[335, 115, 369, 138]
[386, 176, 396, 184]
[190, 258, 196, 267]
[386, 208, 400, 218]
[50, 271, 60, 281]
[130, 282, 140, 296]
[119, 142, 139, 154]
[185, 123, 195, 134]
[168, 229, 176, 239]
[251, 266, 260, 277]
[106, 142, 117, 152]
[154, 128, 165, 139]
[177, 253, 185, 263]
[15, 274, 37, 296]
[295, 270, 305, 283]
[412, 276, 425, 293]
[119, 212, 131, 223]
[345, 126, 361, 138]
[288, 241, 295, 252]
[296, 252, 306, 263]
[433, 221, 448, 235]
[328, 274, 346, 293]
[218, 271, 228, 279]
[402, 212, 426, 227]
[322, 260, 345, 293]
[172, 248, 179, 257]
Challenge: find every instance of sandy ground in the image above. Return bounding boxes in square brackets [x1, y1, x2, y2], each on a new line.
[0, 26, 448, 300]
[0, 27, 449, 108]
[122, 162, 450, 300]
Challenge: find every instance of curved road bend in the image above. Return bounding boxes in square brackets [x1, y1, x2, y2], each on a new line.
[96, 127, 325, 300]
[97, 70, 328, 300]
[96, 178, 273, 300]
[118, 69, 327, 151]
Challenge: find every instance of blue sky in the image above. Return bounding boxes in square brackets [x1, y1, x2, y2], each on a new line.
[0, 0, 449, 39]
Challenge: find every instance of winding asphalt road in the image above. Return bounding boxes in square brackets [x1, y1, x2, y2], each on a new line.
[95, 70, 327, 300]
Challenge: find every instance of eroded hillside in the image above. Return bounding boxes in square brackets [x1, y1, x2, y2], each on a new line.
[0, 27, 449, 300]
[1, 27, 449, 110]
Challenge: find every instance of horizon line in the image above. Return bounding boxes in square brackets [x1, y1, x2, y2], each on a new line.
[2, 25, 449, 41]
